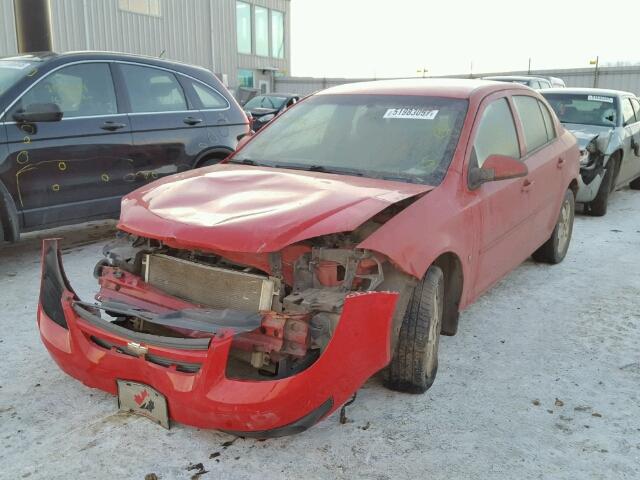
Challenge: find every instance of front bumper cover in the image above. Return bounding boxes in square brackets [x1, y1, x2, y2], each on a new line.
[37, 239, 398, 437]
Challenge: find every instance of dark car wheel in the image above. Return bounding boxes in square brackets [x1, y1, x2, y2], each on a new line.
[532, 189, 575, 264]
[586, 162, 613, 216]
[198, 152, 231, 168]
[630, 176, 640, 190]
[384, 265, 444, 394]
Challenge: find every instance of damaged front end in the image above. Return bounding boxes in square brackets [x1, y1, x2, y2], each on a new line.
[37, 234, 399, 437]
[573, 132, 617, 203]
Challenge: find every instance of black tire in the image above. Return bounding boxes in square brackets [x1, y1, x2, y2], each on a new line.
[586, 163, 613, 216]
[198, 153, 230, 168]
[532, 189, 575, 264]
[384, 265, 444, 394]
[630, 176, 640, 190]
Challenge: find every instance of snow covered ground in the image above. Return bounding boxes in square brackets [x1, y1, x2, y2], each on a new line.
[1, 190, 639, 480]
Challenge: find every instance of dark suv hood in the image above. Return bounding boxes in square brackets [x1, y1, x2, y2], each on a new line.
[118, 164, 432, 253]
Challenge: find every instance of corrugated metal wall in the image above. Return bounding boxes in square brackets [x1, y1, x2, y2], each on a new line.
[275, 66, 640, 96]
[0, 0, 17, 57]
[49, 0, 214, 71]
[1, 0, 291, 90]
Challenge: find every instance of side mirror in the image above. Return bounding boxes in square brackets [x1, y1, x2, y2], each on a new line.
[469, 154, 528, 189]
[13, 103, 63, 123]
[236, 130, 254, 150]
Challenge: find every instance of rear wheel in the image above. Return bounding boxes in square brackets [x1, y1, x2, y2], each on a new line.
[630, 176, 640, 190]
[532, 189, 575, 264]
[384, 265, 443, 394]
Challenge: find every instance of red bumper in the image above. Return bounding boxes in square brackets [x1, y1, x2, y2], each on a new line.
[37, 239, 397, 437]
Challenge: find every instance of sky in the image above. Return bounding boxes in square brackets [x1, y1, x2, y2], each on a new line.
[290, 0, 640, 78]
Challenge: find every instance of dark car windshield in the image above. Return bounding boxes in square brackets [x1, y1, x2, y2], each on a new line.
[0, 60, 36, 96]
[244, 95, 288, 110]
[233, 94, 468, 185]
[542, 93, 618, 127]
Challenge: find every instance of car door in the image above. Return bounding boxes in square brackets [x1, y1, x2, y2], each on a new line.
[115, 63, 209, 190]
[512, 94, 565, 250]
[2, 62, 134, 229]
[467, 93, 531, 296]
[618, 96, 640, 185]
[181, 77, 236, 161]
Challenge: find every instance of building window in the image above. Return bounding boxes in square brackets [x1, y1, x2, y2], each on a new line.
[118, 0, 160, 16]
[238, 69, 254, 89]
[255, 6, 269, 57]
[271, 10, 284, 59]
[236, 1, 252, 55]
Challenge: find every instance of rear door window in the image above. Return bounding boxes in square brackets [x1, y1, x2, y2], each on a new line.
[622, 97, 637, 126]
[473, 98, 520, 167]
[14, 63, 117, 118]
[630, 98, 640, 121]
[120, 64, 188, 113]
[538, 100, 556, 141]
[513, 95, 549, 153]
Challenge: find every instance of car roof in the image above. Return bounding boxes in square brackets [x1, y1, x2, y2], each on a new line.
[0, 50, 211, 74]
[541, 87, 635, 97]
[317, 78, 529, 99]
[255, 93, 298, 98]
[483, 75, 550, 82]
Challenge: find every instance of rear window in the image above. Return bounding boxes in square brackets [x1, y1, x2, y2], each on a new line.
[542, 93, 618, 127]
[244, 95, 288, 110]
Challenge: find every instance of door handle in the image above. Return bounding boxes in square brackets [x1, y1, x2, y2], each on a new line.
[557, 157, 565, 169]
[521, 179, 534, 192]
[183, 116, 203, 126]
[100, 121, 127, 131]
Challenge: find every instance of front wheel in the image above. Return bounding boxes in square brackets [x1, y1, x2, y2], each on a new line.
[586, 163, 613, 216]
[532, 189, 575, 264]
[384, 265, 444, 394]
[629, 176, 640, 190]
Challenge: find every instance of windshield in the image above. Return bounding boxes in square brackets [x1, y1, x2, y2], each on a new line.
[244, 95, 288, 110]
[233, 94, 468, 185]
[542, 93, 618, 127]
[0, 60, 35, 97]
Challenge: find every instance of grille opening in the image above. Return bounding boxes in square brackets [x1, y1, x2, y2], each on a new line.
[143, 254, 275, 312]
[89, 336, 202, 373]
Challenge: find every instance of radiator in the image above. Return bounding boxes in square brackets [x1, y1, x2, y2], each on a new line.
[143, 254, 275, 312]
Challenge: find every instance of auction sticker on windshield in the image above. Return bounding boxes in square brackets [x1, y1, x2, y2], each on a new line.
[384, 108, 439, 120]
[587, 95, 614, 104]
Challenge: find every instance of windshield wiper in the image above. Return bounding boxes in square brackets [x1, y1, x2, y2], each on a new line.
[274, 163, 364, 176]
[228, 158, 271, 167]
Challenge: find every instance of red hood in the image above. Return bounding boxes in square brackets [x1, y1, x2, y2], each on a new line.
[118, 164, 433, 253]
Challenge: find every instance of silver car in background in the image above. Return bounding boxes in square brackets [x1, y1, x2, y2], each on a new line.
[542, 88, 640, 216]
[483, 75, 553, 89]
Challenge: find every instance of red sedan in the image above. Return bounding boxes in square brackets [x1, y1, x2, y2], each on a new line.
[37, 79, 579, 437]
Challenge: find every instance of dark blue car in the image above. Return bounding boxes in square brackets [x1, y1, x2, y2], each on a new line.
[0, 51, 249, 242]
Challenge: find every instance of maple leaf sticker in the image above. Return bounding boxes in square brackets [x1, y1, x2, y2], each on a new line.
[134, 389, 149, 406]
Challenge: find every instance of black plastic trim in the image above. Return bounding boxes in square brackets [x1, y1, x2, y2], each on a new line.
[72, 303, 211, 350]
[40, 240, 75, 329]
[221, 397, 334, 439]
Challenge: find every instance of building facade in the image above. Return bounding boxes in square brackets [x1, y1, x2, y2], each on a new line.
[0, 0, 290, 96]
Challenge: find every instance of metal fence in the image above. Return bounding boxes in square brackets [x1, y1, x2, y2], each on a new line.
[275, 66, 640, 96]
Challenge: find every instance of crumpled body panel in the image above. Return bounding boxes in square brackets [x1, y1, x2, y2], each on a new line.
[37, 239, 398, 436]
[118, 164, 431, 253]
